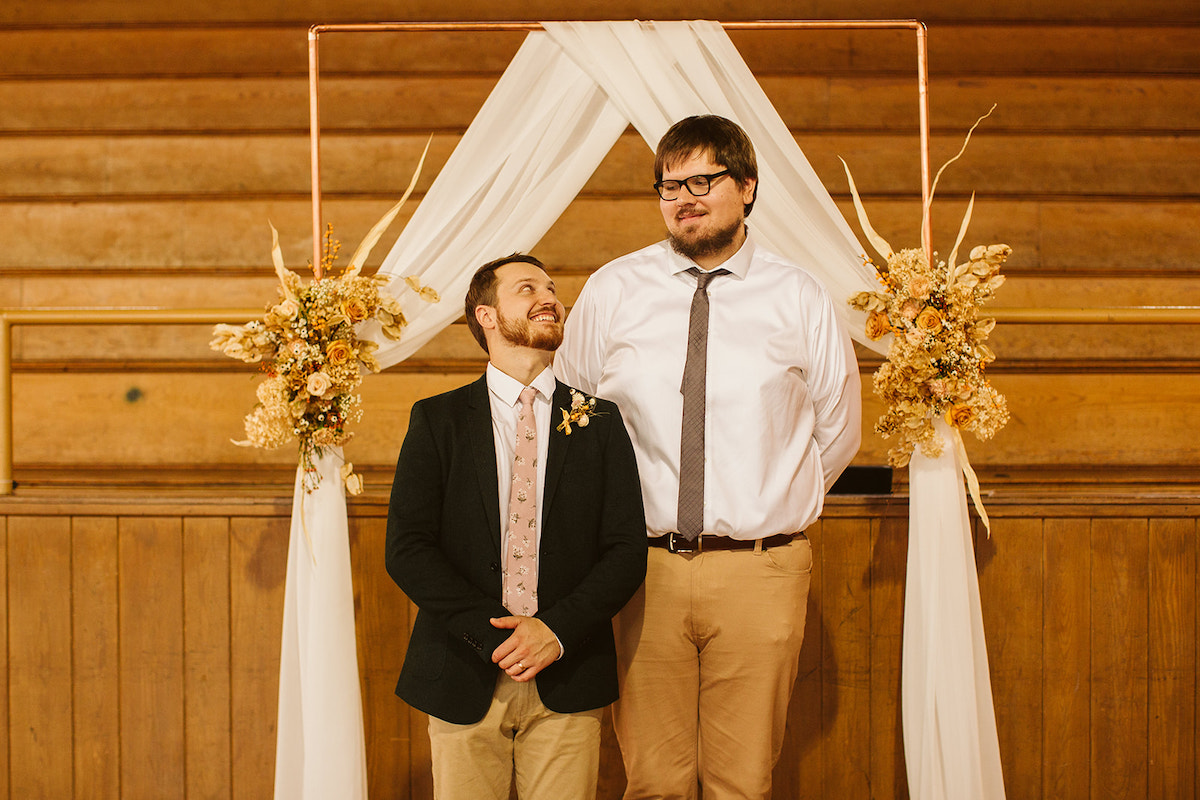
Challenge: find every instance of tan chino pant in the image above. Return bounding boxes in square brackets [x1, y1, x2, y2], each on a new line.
[612, 537, 813, 800]
[428, 673, 603, 800]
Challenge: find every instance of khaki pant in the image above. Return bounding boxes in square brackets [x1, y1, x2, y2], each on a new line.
[428, 673, 602, 800]
[613, 537, 813, 800]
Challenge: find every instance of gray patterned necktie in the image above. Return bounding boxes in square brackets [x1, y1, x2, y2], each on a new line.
[677, 267, 729, 541]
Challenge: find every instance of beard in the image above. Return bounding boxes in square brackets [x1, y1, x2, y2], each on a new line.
[668, 213, 745, 263]
[497, 309, 563, 352]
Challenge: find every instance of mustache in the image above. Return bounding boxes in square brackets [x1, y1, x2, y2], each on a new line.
[529, 305, 561, 321]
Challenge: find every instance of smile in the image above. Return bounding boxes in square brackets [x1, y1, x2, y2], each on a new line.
[530, 312, 559, 322]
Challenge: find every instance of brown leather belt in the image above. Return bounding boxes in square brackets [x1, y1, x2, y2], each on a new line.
[648, 531, 802, 554]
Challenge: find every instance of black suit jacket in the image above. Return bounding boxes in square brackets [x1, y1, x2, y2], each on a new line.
[385, 375, 647, 724]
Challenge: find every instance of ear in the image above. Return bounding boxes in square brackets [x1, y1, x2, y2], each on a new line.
[475, 304, 497, 332]
[740, 177, 758, 205]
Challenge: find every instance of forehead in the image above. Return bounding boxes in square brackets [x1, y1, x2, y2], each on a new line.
[495, 261, 551, 288]
[661, 148, 720, 178]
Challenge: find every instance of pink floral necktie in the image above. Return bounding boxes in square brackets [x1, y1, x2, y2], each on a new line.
[503, 386, 539, 616]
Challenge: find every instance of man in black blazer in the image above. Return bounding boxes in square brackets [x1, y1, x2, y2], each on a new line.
[386, 253, 647, 799]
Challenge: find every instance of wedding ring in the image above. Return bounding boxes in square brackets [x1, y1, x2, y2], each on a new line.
[517, 661, 525, 670]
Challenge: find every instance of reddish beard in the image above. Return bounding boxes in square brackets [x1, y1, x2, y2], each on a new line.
[498, 309, 563, 352]
[668, 211, 744, 262]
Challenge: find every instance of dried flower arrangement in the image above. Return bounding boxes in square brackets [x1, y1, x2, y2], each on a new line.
[211, 150, 436, 492]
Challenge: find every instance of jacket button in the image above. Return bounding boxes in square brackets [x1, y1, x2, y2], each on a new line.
[489, 562, 499, 572]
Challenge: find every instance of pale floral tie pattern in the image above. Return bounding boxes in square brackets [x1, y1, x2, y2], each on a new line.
[503, 386, 539, 615]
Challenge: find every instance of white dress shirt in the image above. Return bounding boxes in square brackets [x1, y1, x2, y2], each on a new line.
[554, 232, 861, 540]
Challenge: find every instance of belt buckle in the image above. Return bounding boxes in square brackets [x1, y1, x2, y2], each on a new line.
[668, 532, 700, 553]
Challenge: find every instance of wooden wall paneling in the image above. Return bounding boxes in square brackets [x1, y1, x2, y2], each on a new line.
[774, 520, 823, 798]
[0, 517, 6, 800]
[949, 373, 1200, 469]
[4, 26, 1199, 80]
[1, 0, 1197, 29]
[818, 517, 872, 798]
[183, 516, 233, 800]
[4, 198, 1194, 278]
[8, 515, 74, 799]
[1042, 518, 1092, 800]
[976, 517, 1044, 800]
[348, 513, 414, 799]
[13, 370, 1200, 474]
[869, 512, 909, 800]
[1147, 517, 1196, 799]
[18, 278, 1200, 368]
[9, 372, 470, 468]
[7, 129, 1198, 200]
[1090, 518, 1150, 800]
[118, 516, 186, 797]
[71, 516, 120, 800]
[229, 516, 288, 800]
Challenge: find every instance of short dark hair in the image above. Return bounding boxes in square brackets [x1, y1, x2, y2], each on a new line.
[654, 115, 758, 216]
[464, 253, 547, 353]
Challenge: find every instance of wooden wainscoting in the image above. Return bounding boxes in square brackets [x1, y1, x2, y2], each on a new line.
[2, 485, 1198, 799]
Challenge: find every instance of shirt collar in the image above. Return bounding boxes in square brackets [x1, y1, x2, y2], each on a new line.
[486, 362, 556, 407]
[665, 226, 756, 280]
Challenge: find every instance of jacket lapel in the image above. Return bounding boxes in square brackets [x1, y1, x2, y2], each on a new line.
[466, 375, 502, 558]
[541, 381, 572, 521]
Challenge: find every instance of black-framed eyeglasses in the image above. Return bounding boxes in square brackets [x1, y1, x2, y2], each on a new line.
[653, 170, 731, 201]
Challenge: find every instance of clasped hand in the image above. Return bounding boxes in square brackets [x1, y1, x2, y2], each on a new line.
[490, 615, 560, 681]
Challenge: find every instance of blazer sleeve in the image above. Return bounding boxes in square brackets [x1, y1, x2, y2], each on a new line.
[385, 400, 511, 662]
[536, 402, 648, 653]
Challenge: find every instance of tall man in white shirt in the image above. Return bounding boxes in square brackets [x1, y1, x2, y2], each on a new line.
[555, 115, 862, 799]
[387, 254, 647, 799]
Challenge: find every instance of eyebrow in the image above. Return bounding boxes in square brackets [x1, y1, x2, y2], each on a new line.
[512, 276, 555, 290]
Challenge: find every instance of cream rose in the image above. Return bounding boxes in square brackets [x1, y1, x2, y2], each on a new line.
[908, 275, 932, 299]
[275, 298, 300, 319]
[306, 371, 332, 398]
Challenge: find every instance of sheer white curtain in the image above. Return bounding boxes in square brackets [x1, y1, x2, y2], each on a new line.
[275, 21, 1002, 800]
[906, 420, 1006, 799]
[370, 21, 885, 367]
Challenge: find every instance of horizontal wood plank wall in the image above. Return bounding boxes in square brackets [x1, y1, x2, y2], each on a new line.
[2, 492, 1199, 798]
[2, 3, 1199, 798]
[0, 5, 1198, 481]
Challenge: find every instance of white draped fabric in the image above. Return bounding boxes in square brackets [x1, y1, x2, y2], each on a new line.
[369, 20, 885, 364]
[273, 20, 1004, 800]
[274, 448, 367, 800]
[905, 420, 1006, 799]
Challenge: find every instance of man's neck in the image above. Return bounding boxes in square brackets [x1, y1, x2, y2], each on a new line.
[488, 347, 553, 388]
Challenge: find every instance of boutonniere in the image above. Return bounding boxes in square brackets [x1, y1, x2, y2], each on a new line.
[556, 389, 603, 435]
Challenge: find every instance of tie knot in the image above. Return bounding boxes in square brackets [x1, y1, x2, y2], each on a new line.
[519, 386, 538, 409]
[688, 267, 729, 291]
